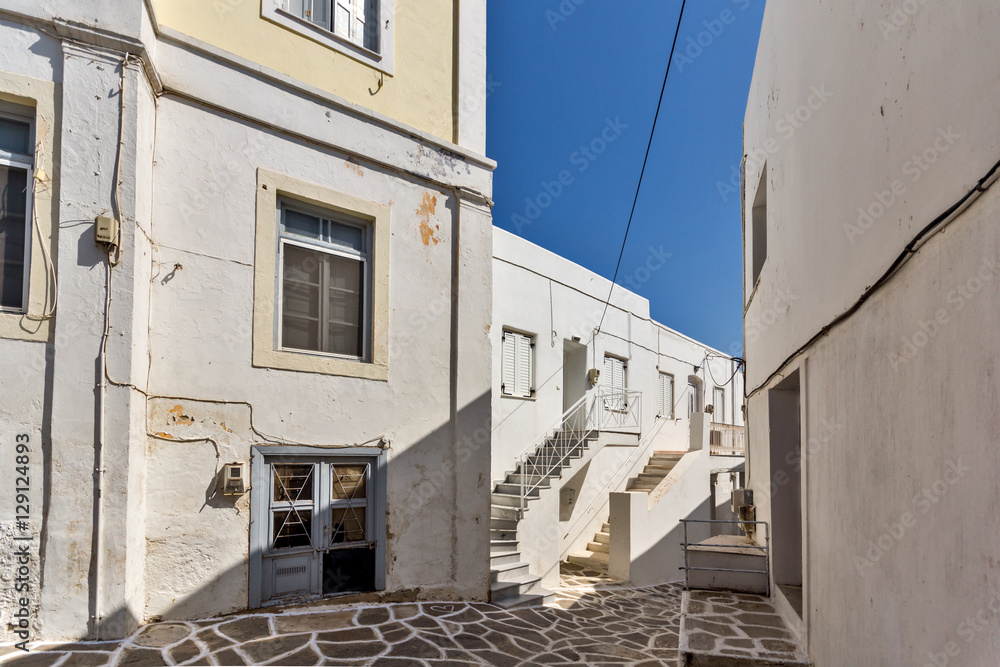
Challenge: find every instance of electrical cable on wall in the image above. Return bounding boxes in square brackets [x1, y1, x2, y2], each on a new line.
[597, 0, 688, 334]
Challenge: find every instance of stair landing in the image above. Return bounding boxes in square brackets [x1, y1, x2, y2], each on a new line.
[679, 590, 811, 666]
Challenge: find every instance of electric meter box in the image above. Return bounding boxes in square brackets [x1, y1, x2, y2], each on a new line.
[223, 462, 247, 496]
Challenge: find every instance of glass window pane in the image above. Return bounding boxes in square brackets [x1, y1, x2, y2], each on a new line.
[0, 165, 28, 309]
[331, 507, 366, 544]
[332, 464, 368, 500]
[328, 323, 360, 357]
[325, 220, 364, 253]
[0, 118, 30, 156]
[272, 509, 313, 549]
[283, 208, 323, 240]
[326, 255, 363, 356]
[282, 244, 322, 352]
[273, 464, 314, 502]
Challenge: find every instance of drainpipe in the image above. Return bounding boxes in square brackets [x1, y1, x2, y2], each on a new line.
[92, 260, 112, 640]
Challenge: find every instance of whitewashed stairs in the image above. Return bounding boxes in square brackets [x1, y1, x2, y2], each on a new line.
[567, 450, 686, 573]
[488, 432, 595, 609]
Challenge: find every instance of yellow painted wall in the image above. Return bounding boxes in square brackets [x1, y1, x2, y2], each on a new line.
[153, 0, 455, 142]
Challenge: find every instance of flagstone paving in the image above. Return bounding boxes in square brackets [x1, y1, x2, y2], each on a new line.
[1, 566, 683, 666]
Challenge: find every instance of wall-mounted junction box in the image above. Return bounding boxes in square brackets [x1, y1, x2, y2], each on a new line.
[223, 462, 247, 495]
[587, 368, 601, 387]
[95, 215, 119, 245]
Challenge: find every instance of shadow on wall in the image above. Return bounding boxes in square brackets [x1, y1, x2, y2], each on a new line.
[56, 391, 495, 642]
[627, 498, 713, 588]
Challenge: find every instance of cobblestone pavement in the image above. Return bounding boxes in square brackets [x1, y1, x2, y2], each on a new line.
[678, 590, 809, 665]
[1, 566, 682, 666]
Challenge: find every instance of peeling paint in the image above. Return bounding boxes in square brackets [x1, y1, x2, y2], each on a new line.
[345, 159, 364, 177]
[168, 404, 195, 425]
[417, 192, 439, 246]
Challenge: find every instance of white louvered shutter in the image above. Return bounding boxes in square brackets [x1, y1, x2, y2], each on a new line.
[714, 387, 726, 423]
[515, 334, 533, 398]
[659, 374, 674, 418]
[334, 0, 368, 46]
[501, 333, 517, 396]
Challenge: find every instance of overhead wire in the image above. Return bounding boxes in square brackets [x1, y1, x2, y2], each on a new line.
[597, 0, 688, 334]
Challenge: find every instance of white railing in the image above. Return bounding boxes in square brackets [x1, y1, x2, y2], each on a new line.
[710, 423, 746, 456]
[512, 387, 642, 517]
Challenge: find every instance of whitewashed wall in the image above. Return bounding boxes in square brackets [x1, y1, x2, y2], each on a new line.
[744, 1, 1000, 663]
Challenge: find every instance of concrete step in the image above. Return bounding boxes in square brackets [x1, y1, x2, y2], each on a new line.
[490, 504, 520, 520]
[593, 531, 610, 545]
[627, 482, 658, 491]
[494, 483, 539, 498]
[587, 541, 609, 554]
[653, 450, 686, 457]
[601, 522, 610, 533]
[489, 550, 522, 566]
[489, 589, 556, 610]
[491, 493, 527, 508]
[643, 464, 677, 474]
[490, 528, 517, 542]
[490, 517, 518, 531]
[489, 573, 543, 601]
[567, 552, 609, 571]
[489, 560, 530, 583]
[638, 472, 669, 480]
[503, 473, 554, 487]
[490, 539, 519, 554]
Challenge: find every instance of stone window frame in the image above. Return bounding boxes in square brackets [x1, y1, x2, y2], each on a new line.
[0, 72, 57, 343]
[254, 168, 390, 380]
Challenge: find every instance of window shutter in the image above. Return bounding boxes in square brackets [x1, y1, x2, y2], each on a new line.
[614, 358, 625, 390]
[516, 334, 533, 398]
[714, 388, 726, 423]
[659, 374, 674, 418]
[501, 333, 516, 396]
[603, 356, 624, 391]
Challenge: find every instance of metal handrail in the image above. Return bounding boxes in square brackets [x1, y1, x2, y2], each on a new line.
[678, 519, 771, 596]
[512, 387, 643, 517]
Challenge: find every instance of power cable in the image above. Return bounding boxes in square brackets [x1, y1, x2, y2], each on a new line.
[597, 0, 687, 333]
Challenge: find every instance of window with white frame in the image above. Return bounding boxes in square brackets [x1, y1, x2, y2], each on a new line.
[0, 110, 33, 313]
[282, 0, 377, 51]
[501, 331, 533, 398]
[278, 200, 371, 360]
[602, 355, 626, 411]
[658, 373, 674, 419]
[714, 387, 726, 424]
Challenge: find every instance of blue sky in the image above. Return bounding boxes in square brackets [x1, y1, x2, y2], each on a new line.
[486, 0, 766, 355]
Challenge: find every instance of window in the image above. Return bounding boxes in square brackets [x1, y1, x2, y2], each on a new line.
[263, 0, 394, 74]
[278, 200, 370, 360]
[501, 331, 533, 398]
[0, 111, 33, 313]
[602, 355, 626, 411]
[284, 0, 375, 50]
[751, 165, 767, 287]
[714, 387, 726, 424]
[658, 373, 674, 418]
[687, 379, 701, 417]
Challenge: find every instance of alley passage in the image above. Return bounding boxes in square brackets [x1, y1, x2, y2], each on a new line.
[1, 566, 682, 666]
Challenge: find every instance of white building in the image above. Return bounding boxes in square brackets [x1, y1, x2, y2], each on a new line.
[742, 1, 1000, 663]
[489, 227, 745, 605]
[0, 0, 493, 642]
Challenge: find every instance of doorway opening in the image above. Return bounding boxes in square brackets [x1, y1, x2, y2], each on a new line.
[768, 370, 803, 617]
[249, 446, 387, 608]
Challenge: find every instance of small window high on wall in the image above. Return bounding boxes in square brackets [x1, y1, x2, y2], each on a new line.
[283, 0, 377, 51]
[501, 331, 533, 398]
[751, 164, 768, 287]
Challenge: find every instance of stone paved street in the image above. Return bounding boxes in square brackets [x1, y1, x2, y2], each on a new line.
[0, 566, 682, 666]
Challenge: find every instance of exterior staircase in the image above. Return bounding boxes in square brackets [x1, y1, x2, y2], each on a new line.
[566, 450, 686, 573]
[489, 430, 596, 609]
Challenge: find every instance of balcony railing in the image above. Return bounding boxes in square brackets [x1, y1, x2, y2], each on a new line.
[710, 423, 746, 456]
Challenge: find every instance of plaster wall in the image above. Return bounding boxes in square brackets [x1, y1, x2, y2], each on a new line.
[141, 91, 492, 621]
[150, 0, 466, 145]
[743, 2, 1000, 663]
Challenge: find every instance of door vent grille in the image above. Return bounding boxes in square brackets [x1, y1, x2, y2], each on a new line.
[276, 565, 308, 577]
